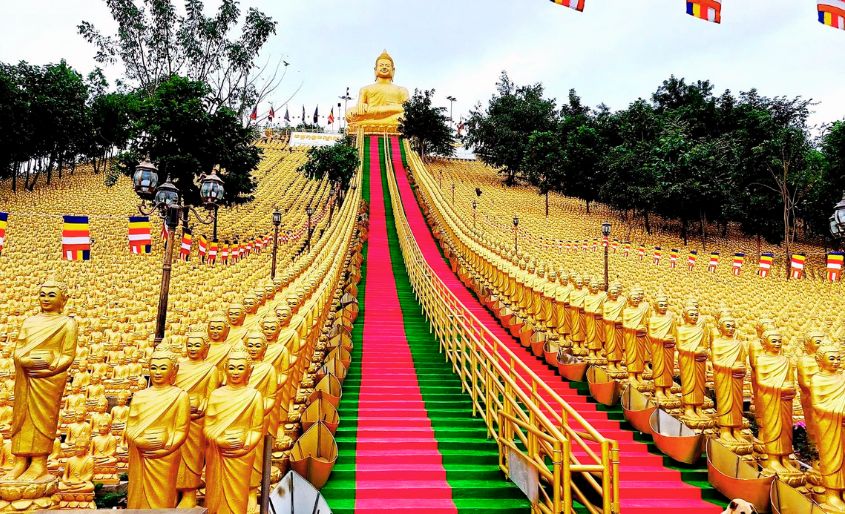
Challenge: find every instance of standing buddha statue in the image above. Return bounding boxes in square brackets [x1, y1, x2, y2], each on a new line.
[622, 286, 650, 391]
[206, 312, 233, 370]
[675, 301, 713, 428]
[244, 331, 279, 510]
[797, 329, 826, 445]
[710, 312, 751, 454]
[583, 278, 607, 364]
[602, 281, 626, 379]
[647, 293, 679, 408]
[567, 275, 587, 356]
[809, 346, 845, 511]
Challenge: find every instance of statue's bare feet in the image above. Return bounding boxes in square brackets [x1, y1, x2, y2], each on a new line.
[18, 458, 48, 482]
[4, 459, 27, 480]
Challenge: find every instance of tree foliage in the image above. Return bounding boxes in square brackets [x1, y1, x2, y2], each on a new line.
[298, 140, 359, 193]
[399, 89, 455, 158]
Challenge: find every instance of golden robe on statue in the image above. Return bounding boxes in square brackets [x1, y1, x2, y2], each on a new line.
[753, 354, 795, 456]
[676, 324, 709, 407]
[647, 313, 676, 389]
[174, 361, 220, 490]
[204, 387, 264, 514]
[126, 386, 191, 509]
[711, 338, 746, 428]
[12, 314, 78, 455]
[811, 369, 845, 490]
[248, 362, 279, 489]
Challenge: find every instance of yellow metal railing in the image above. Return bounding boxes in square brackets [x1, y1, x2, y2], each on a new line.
[379, 137, 620, 513]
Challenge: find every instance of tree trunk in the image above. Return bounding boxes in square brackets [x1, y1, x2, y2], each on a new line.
[757, 234, 762, 260]
[545, 191, 549, 217]
[46, 154, 54, 186]
[681, 218, 688, 246]
[700, 211, 707, 251]
[784, 204, 791, 280]
[643, 211, 651, 234]
[12, 162, 17, 192]
[585, 200, 591, 214]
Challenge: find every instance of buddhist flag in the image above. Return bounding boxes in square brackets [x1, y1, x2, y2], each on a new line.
[268, 106, 275, 122]
[220, 243, 229, 264]
[686, 0, 721, 23]
[623, 242, 631, 257]
[818, 1, 845, 30]
[245, 240, 253, 257]
[653, 247, 662, 265]
[827, 252, 844, 281]
[313, 106, 319, 124]
[708, 252, 719, 272]
[208, 240, 218, 265]
[582, 240, 588, 252]
[284, 107, 290, 123]
[732, 252, 745, 276]
[669, 249, 679, 268]
[179, 228, 192, 261]
[328, 107, 335, 125]
[790, 254, 806, 279]
[611, 239, 619, 253]
[198, 235, 208, 263]
[0, 212, 8, 255]
[637, 244, 646, 260]
[62, 215, 91, 261]
[128, 216, 152, 254]
[250, 106, 258, 121]
[758, 252, 774, 277]
[550, 0, 585, 11]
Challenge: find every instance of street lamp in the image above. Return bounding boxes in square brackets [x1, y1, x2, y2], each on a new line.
[602, 221, 611, 291]
[513, 215, 519, 254]
[472, 199, 477, 228]
[446, 95, 456, 127]
[339, 87, 352, 131]
[133, 159, 223, 345]
[271, 207, 282, 280]
[306, 205, 315, 253]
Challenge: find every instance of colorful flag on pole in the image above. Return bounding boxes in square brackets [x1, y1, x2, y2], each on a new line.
[611, 239, 619, 253]
[758, 253, 774, 277]
[637, 244, 646, 260]
[790, 254, 806, 279]
[0, 212, 8, 255]
[313, 106, 319, 124]
[669, 249, 679, 268]
[708, 252, 720, 272]
[198, 235, 208, 263]
[208, 240, 218, 265]
[827, 252, 844, 281]
[268, 106, 275, 122]
[550, 0, 585, 11]
[328, 107, 335, 125]
[220, 243, 229, 265]
[653, 247, 662, 265]
[179, 229, 192, 261]
[62, 215, 91, 261]
[250, 106, 258, 121]
[732, 252, 745, 276]
[128, 216, 152, 254]
[818, 1, 845, 30]
[688, 250, 698, 271]
[623, 242, 631, 257]
[686, 0, 721, 23]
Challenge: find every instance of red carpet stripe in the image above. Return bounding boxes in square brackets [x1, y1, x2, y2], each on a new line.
[388, 137, 719, 513]
[355, 136, 457, 513]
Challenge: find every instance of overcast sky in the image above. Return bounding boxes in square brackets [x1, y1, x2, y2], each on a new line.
[1, 0, 842, 127]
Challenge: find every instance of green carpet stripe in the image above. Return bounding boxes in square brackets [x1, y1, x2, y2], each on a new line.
[321, 136, 370, 509]
[382, 139, 532, 513]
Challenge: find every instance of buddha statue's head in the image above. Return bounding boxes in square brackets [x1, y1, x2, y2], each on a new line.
[74, 409, 86, 423]
[654, 292, 669, 315]
[755, 317, 775, 338]
[261, 313, 281, 343]
[607, 281, 622, 301]
[803, 329, 826, 355]
[573, 275, 583, 289]
[274, 304, 292, 326]
[264, 282, 276, 300]
[243, 294, 258, 314]
[682, 302, 699, 326]
[224, 344, 253, 386]
[116, 391, 129, 406]
[629, 286, 644, 306]
[185, 332, 210, 361]
[95, 396, 108, 413]
[38, 277, 69, 314]
[206, 313, 230, 344]
[75, 440, 89, 457]
[228, 303, 246, 325]
[244, 330, 268, 362]
[761, 330, 783, 355]
[98, 421, 111, 436]
[718, 313, 737, 338]
[815, 345, 842, 373]
[149, 346, 179, 386]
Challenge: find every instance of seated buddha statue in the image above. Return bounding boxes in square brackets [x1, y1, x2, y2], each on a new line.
[0, 346, 13, 381]
[72, 359, 91, 389]
[346, 50, 410, 134]
[90, 396, 112, 433]
[64, 410, 92, 455]
[90, 422, 119, 483]
[110, 392, 130, 434]
[58, 441, 95, 494]
[86, 373, 106, 408]
[0, 392, 12, 437]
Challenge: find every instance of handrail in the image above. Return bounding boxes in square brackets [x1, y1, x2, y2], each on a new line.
[379, 135, 619, 513]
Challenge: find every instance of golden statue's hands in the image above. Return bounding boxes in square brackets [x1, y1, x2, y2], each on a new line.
[219, 435, 245, 451]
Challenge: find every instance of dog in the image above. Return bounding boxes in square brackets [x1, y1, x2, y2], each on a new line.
[721, 498, 757, 514]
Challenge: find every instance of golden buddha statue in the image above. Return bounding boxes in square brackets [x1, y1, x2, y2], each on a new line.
[647, 293, 678, 408]
[710, 312, 751, 454]
[622, 286, 650, 391]
[64, 410, 92, 456]
[110, 392, 129, 434]
[227, 302, 248, 341]
[203, 344, 265, 514]
[71, 359, 91, 389]
[207, 312, 234, 370]
[753, 330, 802, 480]
[174, 332, 221, 508]
[243, 294, 258, 315]
[346, 50, 410, 134]
[90, 396, 112, 434]
[7, 278, 78, 482]
[584, 278, 607, 364]
[86, 373, 106, 408]
[0, 392, 12, 437]
[553, 273, 573, 349]
[244, 330, 279, 507]
[90, 422, 118, 483]
[567, 275, 587, 355]
[798, 329, 826, 444]
[809, 346, 845, 511]
[675, 301, 713, 428]
[0, 347, 14, 381]
[125, 347, 191, 509]
[0, 434, 13, 472]
[58, 441, 94, 494]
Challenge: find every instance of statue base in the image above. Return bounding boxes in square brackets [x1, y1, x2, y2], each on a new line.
[715, 435, 754, 456]
[680, 413, 716, 430]
[56, 490, 96, 510]
[348, 121, 401, 135]
[0, 476, 59, 512]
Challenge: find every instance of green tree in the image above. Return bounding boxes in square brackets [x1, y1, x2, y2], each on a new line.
[399, 89, 455, 159]
[298, 140, 359, 194]
[522, 130, 563, 217]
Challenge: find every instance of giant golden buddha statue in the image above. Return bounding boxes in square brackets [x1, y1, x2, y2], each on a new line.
[346, 50, 410, 134]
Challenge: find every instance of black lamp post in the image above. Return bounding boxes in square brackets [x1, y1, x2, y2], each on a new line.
[271, 207, 282, 279]
[513, 215, 519, 253]
[133, 158, 223, 345]
[306, 205, 314, 253]
[446, 95, 456, 127]
[451, 182, 455, 204]
[602, 221, 611, 290]
[472, 199, 477, 228]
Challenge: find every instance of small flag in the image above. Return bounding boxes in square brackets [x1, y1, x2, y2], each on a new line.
[302, 105, 306, 122]
[198, 235, 208, 263]
[250, 106, 258, 121]
[284, 107, 290, 123]
[653, 247, 662, 265]
[328, 107, 335, 125]
[592, 238, 599, 252]
[179, 228, 192, 261]
[669, 249, 679, 268]
[818, 1, 845, 30]
[637, 244, 646, 260]
[220, 243, 229, 265]
[732, 252, 745, 276]
[758, 253, 774, 277]
[623, 242, 631, 257]
[611, 239, 619, 253]
[208, 240, 218, 265]
[708, 252, 719, 272]
[687, 250, 697, 271]
[550, 0, 585, 11]
[313, 106, 319, 124]
[62, 215, 91, 261]
[602, 236, 608, 248]
[790, 254, 806, 279]
[128, 216, 152, 254]
[827, 252, 844, 281]
[0, 212, 8, 255]
[268, 105, 275, 121]
[686, 0, 721, 23]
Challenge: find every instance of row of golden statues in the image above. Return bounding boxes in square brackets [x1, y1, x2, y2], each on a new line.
[410, 153, 845, 512]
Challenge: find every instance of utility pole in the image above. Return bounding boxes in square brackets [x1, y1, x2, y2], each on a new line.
[446, 95, 456, 129]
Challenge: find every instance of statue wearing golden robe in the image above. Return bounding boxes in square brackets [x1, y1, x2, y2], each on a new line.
[346, 50, 410, 134]
[58, 442, 94, 493]
[622, 286, 650, 391]
[647, 293, 678, 407]
[710, 313, 750, 453]
[567, 276, 587, 355]
[174, 333, 221, 508]
[261, 314, 291, 431]
[206, 312, 233, 371]
[675, 302, 712, 426]
[244, 331, 279, 507]
[809, 346, 845, 511]
[584, 278, 607, 364]
[798, 329, 826, 445]
[7, 278, 78, 482]
[204, 345, 265, 514]
[602, 282, 626, 378]
[125, 348, 191, 509]
[753, 330, 800, 479]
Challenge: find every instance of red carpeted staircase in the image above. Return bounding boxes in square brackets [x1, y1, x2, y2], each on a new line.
[387, 136, 721, 513]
